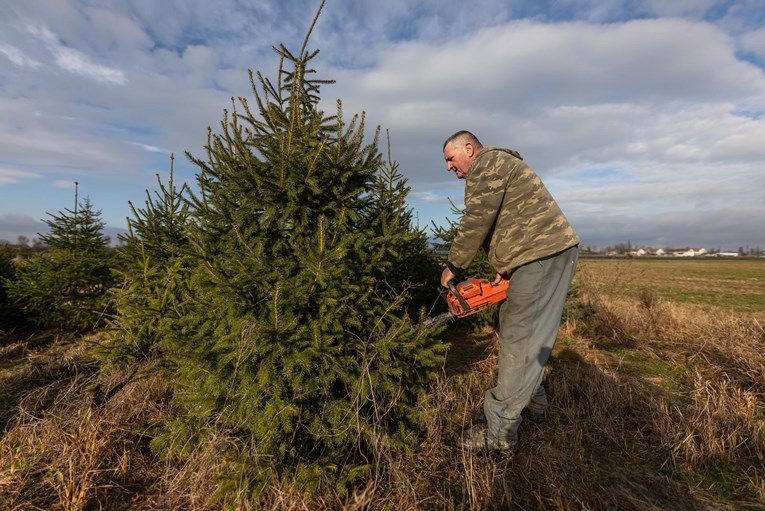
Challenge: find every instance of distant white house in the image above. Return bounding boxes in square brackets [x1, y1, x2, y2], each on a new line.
[715, 252, 740, 257]
[627, 247, 661, 256]
[672, 248, 707, 257]
[627, 247, 668, 257]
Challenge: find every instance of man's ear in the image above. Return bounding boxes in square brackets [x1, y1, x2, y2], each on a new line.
[464, 143, 474, 157]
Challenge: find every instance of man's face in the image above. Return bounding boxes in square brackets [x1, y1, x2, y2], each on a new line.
[444, 141, 474, 180]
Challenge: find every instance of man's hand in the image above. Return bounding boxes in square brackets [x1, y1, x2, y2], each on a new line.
[440, 266, 456, 288]
[493, 273, 507, 284]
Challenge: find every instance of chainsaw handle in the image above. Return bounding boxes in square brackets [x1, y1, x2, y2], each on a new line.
[447, 281, 471, 314]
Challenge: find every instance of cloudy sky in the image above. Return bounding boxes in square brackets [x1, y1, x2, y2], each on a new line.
[1, 0, 764, 251]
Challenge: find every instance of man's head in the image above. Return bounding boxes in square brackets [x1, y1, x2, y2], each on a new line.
[443, 130, 483, 179]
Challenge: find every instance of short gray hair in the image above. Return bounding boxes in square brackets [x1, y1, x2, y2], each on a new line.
[443, 130, 482, 151]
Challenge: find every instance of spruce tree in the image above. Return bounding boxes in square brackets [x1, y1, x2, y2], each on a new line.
[103, 155, 191, 367]
[6, 184, 114, 330]
[154, 5, 446, 494]
[364, 133, 445, 318]
[0, 244, 27, 330]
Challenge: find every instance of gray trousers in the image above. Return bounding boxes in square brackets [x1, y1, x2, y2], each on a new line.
[484, 245, 579, 442]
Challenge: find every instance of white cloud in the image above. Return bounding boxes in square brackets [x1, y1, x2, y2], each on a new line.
[53, 180, 78, 189]
[740, 26, 765, 59]
[84, 6, 154, 51]
[127, 141, 166, 153]
[52, 45, 127, 85]
[329, 18, 765, 184]
[0, 168, 42, 184]
[25, 23, 126, 85]
[336, 18, 765, 111]
[0, 43, 41, 68]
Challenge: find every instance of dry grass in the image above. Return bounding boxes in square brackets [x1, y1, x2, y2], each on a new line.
[1, 259, 763, 509]
[0, 333, 174, 510]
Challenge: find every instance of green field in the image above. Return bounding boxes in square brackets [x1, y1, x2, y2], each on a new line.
[577, 257, 765, 315]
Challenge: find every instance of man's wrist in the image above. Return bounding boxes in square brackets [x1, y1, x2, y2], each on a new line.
[446, 261, 465, 281]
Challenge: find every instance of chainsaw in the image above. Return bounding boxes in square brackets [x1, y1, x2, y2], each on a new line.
[415, 276, 509, 328]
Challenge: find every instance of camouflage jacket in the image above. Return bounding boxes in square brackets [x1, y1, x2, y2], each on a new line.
[448, 147, 579, 275]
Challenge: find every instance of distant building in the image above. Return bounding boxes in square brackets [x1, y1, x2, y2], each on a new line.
[671, 248, 707, 257]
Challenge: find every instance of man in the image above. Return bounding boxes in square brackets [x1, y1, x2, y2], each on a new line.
[440, 130, 579, 453]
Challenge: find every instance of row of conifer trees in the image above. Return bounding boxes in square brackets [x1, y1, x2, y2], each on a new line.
[0, 17, 480, 496]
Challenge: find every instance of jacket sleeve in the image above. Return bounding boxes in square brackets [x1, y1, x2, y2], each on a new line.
[448, 152, 508, 271]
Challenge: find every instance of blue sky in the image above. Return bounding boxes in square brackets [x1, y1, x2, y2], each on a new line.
[1, 0, 764, 251]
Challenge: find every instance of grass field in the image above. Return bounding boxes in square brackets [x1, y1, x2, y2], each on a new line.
[578, 256, 765, 315]
[1, 257, 763, 510]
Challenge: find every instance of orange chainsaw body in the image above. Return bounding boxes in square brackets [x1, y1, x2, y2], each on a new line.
[446, 277, 510, 318]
